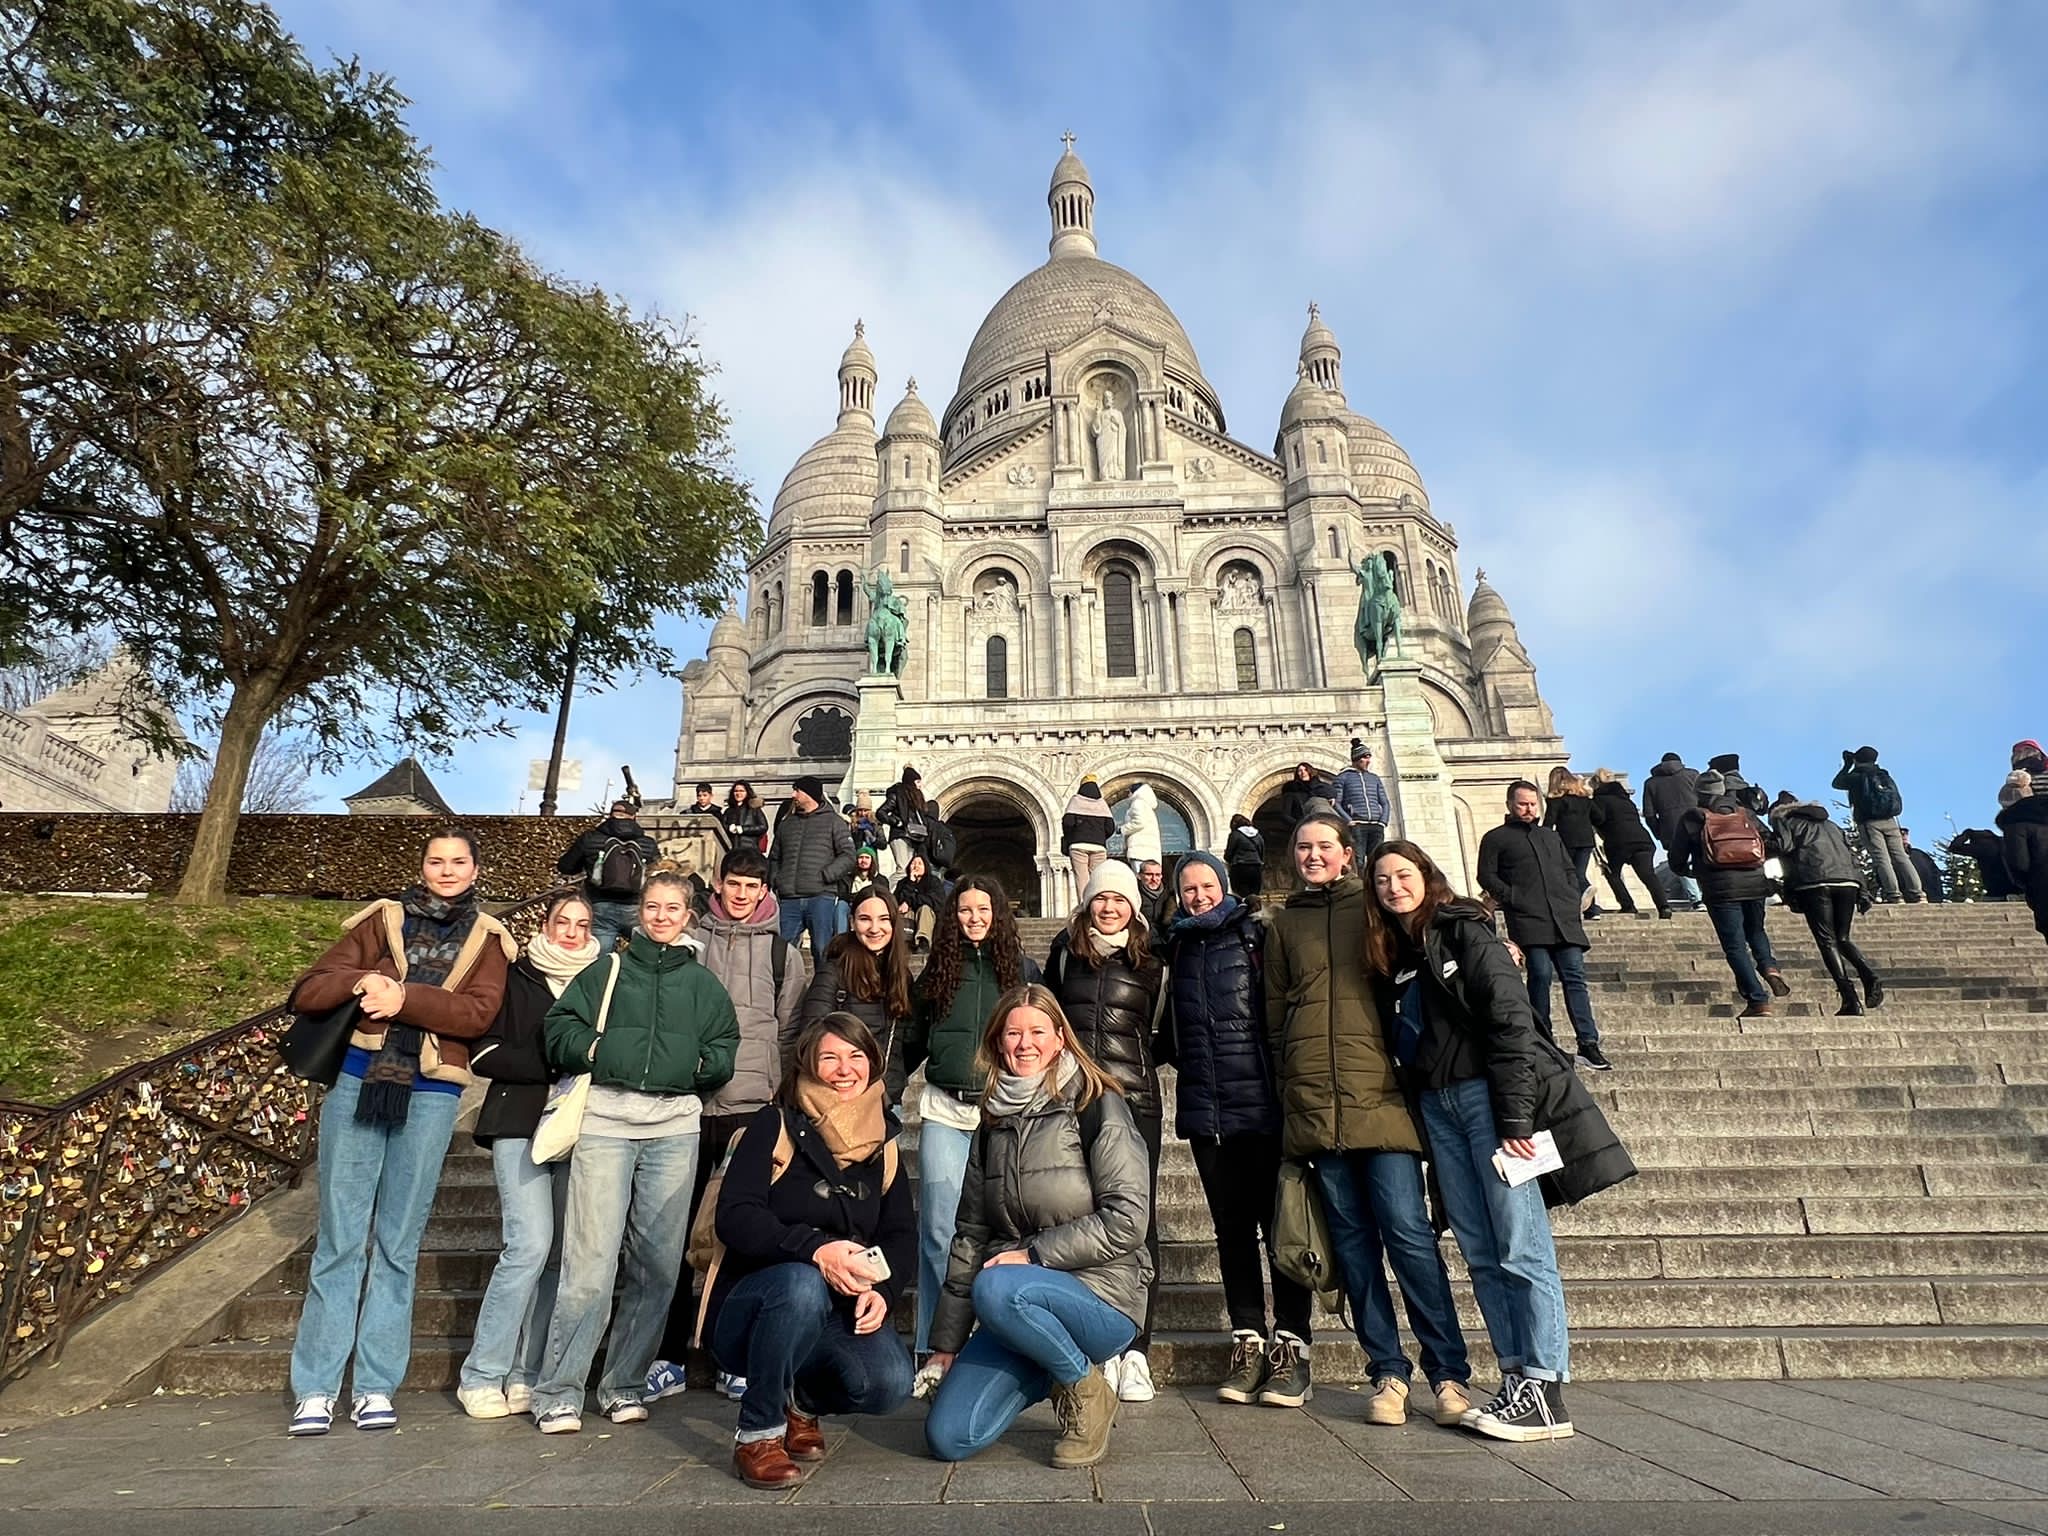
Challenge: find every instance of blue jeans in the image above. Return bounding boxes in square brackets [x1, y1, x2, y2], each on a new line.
[711, 1263, 912, 1439]
[1311, 1150, 1469, 1387]
[1707, 899, 1777, 1003]
[1420, 1077, 1570, 1382]
[915, 1118, 975, 1354]
[534, 1130, 698, 1415]
[460, 1139, 569, 1392]
[778, 893, 841, 957]
[289, 1074, 461, 1399]
[1523, 944, 1601, 1048]
[924, 1264, 1137, 1463]
[589, 899, 638, 953]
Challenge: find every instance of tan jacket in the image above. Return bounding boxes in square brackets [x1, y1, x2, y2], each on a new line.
[290, 900, 515, 1084]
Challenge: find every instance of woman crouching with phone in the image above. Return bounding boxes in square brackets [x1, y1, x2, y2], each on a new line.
[707, 1013, 915, 1488]
[923, 985, 1152, 1471]
[1361, 840, 1634, 1443]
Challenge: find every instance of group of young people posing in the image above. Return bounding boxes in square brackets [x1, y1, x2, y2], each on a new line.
[282, 812, 1630, 1487]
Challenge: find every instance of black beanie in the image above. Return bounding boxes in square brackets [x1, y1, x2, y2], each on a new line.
[1708, 753, 1741, 773]
[792, 774, 826, 803]
[1660, 752, 1682, 764]
[1853, 746, 1879, 764]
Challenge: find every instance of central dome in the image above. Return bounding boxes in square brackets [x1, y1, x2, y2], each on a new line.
[955, 255, 1207, 401]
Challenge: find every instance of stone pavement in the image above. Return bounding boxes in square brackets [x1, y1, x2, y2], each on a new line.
[5, 1380, 2048, 1534]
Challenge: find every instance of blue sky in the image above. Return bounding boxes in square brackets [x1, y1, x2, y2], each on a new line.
[270, 0, 2047, 843]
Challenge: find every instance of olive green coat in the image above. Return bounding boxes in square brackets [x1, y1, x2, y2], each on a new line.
[1263, 875, 1421, 1159]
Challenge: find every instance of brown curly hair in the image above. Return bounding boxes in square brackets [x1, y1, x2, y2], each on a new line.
[918, 875, 1026, 1013]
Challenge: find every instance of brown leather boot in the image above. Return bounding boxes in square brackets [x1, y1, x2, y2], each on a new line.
[784, 1408, 826, 1463]
[732, 1435, 806, 1489]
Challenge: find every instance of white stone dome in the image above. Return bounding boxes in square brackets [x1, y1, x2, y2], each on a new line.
[768, 422, 877, 535]
[883, 378, 938, 440]
[955, 257, 1208, 403]
[1342, 411, 1431, 508]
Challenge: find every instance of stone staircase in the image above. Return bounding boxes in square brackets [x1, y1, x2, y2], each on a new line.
[161, 902, 2048, 1391]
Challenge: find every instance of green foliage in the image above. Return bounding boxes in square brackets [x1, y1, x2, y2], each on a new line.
[0, 894, 343, 1100]
[1, 0, 759, 895]
[1939, 835, 1987, 902]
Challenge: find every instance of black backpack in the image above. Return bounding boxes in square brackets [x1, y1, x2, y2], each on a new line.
[926, 818, 959, 871]
[1851, 766, 1903, 822]
[591, 835, 650, 895]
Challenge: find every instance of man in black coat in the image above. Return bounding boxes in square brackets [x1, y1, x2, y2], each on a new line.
[557, 799, 661, 951]
[1900, 829, 1945, 903]
[1641, 753, 1701, 906]
[1476, 781, 1610, 1069]
[770, 775, 856, 959]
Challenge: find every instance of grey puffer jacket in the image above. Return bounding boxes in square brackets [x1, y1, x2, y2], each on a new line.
[1768, 801, 1864, 892]
[929, 1087, 1153, 1353]
[769, 806, 855, 898]
[696, 899, 809, 1119]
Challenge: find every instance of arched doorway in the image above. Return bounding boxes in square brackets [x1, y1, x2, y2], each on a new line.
[945, 791, 1042, 916]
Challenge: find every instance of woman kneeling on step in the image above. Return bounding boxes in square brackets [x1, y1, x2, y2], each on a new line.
[924, 985, 1152, 1471]
[709, 1013, 915, 1489]
[1362, 840, 1636, 1443]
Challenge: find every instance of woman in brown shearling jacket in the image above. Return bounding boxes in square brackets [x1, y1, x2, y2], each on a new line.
[285, 831, 514, 1439]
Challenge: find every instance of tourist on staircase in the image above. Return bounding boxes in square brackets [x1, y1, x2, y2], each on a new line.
[770, 775, 856, 958]
[1833, 746, 1923, 903]
[1266, 811, 1474, 1431]
[707, 1014, 915, 1490]
[1283, 760, 1339, 827]
[1158, 851, 1313, 1409]
[1588, 767, 1673, 919]
[1541, 767, 1604, 920]
[285, 830, 515, 1437]
[879, 765, 937, 875]
[835, 844, 885, 931]
[1769, 792, 1886, 1016]
[1670, 771, 1789, 1018]
[893, 851, 945, 952]
[799, 883, 915, 1102]
[1045, 860, 1166, 1403]
[1997, 741, 2048, 946]
[457, 892, 602, 1420]
[1361, 839, 1635, 1444]
[1060, 774, 1117, 892]
[1334, 739, 1392, 860]
[1900, 829, 1946, 903]
[1121, 782, 1164, 872]
[923, 986, 1152, 1471]
[1477, 783, 1612, 1070]
[555, 798, 659, 952]
[1136, 858, 1174, 932]
[1641, 752, 1702, 908]
[1224, 813, 1266, 903]
[894, 875, 1040, 1391]
[721, 779, 770, 854]
[645, 845, 805, 1406]
[530, 872, 738, 1434]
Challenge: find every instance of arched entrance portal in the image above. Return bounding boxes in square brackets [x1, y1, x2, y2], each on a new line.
[946, 792, 1042, 916]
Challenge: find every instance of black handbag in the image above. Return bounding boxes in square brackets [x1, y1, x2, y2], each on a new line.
[277, 995, 362, 1087]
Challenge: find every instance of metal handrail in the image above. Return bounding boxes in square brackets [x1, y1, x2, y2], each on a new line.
[0, 882, 580, 1382]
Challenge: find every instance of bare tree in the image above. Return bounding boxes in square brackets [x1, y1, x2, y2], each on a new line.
[0, 633, 112, 712]
[171, 733, 319, 815]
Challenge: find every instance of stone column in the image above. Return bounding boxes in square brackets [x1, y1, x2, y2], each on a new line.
[841, 674, 903, 812]
[1378, 659, 1461, 874]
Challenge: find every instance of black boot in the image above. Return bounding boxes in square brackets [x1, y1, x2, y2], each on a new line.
[1836, 985, 1865, 1017]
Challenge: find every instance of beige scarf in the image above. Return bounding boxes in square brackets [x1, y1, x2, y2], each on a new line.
[527, 930, 602, 998]
[794, 1077, 889, 1169]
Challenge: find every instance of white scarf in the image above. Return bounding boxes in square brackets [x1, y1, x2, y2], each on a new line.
[985, 1051, 1080, 1119]
[1087, 927, 1130, 958]
[527, 930, 601, 998]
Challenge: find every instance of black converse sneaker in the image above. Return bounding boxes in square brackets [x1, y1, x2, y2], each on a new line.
[1472, 1377, 1573, 1442]
[1461, 1372, 1522, 1428]
[1216, 1330, 1268, 1404]
[1257, 1331, 1313, 1408]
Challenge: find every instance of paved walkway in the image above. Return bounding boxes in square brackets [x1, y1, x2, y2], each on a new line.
[4, 1380, 2048, 1534]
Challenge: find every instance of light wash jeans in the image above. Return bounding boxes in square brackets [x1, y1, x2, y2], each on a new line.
[289, 1074, 461, 1399]
[1420, 1076, 1570, 1382]
[533, 1130, 699, 1416]
[459, 1139, 569, 1393]
[914, 1118, 975, 1354]
[1859, 818, 1923, 902]
[924, 1264, 1138, 1463]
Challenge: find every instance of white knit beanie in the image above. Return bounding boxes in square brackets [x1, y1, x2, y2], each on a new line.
[1081, 859, 1142, 908]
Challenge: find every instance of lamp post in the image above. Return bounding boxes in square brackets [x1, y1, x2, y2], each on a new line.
[537, 618, 583, 817]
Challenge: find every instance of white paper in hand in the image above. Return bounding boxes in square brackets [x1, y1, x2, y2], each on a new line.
[1491, 1129, 1563, 1187]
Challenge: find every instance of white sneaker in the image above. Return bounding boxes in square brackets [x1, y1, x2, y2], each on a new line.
[350, 1393, 397, 1431]
[717, 1371, 748, 1401]
[1099, 1352, 1123, 1399]
[504, 1383, 534, 1416]
[288, 1394, 335, 1436]
[1114, 1350, 1155, 1403]
[456, 1385, 510, 1419]
[604, 1399, 649, 1424]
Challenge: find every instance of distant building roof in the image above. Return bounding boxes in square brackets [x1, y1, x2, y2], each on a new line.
[342, 756, 454, 817]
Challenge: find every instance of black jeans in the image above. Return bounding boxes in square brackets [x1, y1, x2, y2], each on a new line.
[1189, 1132, 1313, 1341]
[1800, 887, 1877, 994]
[1351, 823, 1387, 860]
[1599, 848, 1672, 915]
[657, 1112, 749, 1362]
[1133, 1109, 1163, 1352]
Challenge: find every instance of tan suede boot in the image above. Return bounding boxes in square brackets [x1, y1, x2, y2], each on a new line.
[1049, 1366, 1118, 1468]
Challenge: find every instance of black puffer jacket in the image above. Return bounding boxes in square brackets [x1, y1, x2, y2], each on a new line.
[469, 957, 562, 1146]
[1046, 932, 1164, 1119]
[1997, 796, 2048, 888]
[1641, 759, 1699, 846]
[555, 817, 660, 899]
[1768, 801, 1863, 891]
[1379, 904, 1635, 1208]
[721, 800, 769, 850]
[1589, 781, 1655, 857]
[1060, 792, 1116, 853]
[1160, 903, 1276, 1140]
[1670, 799, 1776, 904]
[770, 805, 855, 898]
[1224, 824, 1265, 870]
[1476, 818, 1590, 950]
[1542, 793, 1597, 853]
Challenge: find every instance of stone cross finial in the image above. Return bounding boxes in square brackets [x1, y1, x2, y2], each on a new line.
[1308, 301, 1320, 320]
[854, 318, 865, 338]
[1475, 568, 1487, 582]
[1061, 131, 1077, 152]
[906, 376, 917, 393]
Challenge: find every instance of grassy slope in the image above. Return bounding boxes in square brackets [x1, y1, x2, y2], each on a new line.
[0, 896, 351, 1104]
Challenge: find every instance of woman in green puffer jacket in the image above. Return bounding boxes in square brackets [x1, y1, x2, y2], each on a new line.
[531, 872, 739, 1433]
[892, 876, 1041, 1373]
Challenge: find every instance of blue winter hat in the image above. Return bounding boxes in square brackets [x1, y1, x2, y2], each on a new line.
[1176, 850, 1230, 892]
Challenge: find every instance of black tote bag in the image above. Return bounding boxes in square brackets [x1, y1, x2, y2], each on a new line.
[277, 995, 362, 1087]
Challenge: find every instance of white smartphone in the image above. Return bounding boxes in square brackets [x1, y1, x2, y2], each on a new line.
[859, 1244, 892, 1282]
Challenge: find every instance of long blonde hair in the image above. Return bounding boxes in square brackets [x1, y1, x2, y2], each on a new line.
[1547, 766, 1590, 799]
[975, 983, 1124, 1111]
[1591, 766, 1628, 790]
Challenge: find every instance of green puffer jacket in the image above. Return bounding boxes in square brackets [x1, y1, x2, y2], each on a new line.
[1263, 875, 1421, 1159]
[544, 932, 739, 1097]
[895, 941, 1041, 1097]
